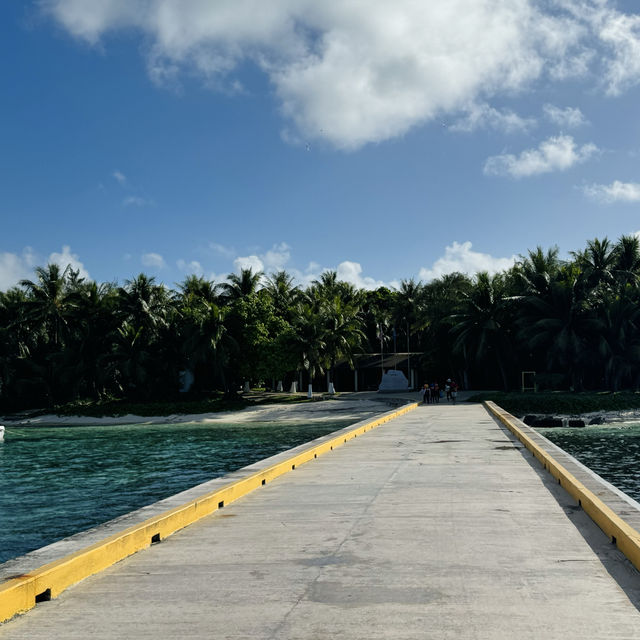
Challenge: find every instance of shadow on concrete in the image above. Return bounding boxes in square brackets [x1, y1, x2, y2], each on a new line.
[489, 413, 640, 613]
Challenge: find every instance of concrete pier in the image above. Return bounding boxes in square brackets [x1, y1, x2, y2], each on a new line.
[2, 403, 640, 638]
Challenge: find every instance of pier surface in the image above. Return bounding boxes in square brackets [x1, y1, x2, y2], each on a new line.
[2, 403, 640, 639]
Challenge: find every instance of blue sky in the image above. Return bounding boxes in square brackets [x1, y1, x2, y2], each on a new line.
[2, 1, 640, 291]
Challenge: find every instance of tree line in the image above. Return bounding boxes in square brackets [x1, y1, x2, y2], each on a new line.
[1, 235, 639, 410]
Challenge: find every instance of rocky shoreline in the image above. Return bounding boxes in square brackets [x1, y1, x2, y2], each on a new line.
[522, 409, 640, 429]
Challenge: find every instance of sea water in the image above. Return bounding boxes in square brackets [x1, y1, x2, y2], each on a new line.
[0, 420, 354, 564]
[542, 423, 640, 502]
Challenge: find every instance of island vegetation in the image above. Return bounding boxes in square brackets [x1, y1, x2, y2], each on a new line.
[3, 235, 640, 416]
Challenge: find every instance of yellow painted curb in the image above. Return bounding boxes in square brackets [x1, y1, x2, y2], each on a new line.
[484, 400, 640, 572]
[0, 402, 418, 623]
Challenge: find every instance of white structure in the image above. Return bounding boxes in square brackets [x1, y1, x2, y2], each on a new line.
[378, 370, 409, 392]
[0, 425, 4, 442]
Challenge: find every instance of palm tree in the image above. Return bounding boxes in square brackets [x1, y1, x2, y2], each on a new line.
[571, 237, 616, 298]
[518, 275, 599, 390]
[219, 268, 263, 303]
[598, 293, 640, 391]
[322, 295, 366, 390]
[108, 322, 153, 399]
[177, 275, 219, 304]
[20, 264, 74, 348]
[310, 270, 360, 306]
[514, 246, 561, 298]
[612, 235, 640, 289]
[263, 270, 301, 321]
[118, 274, 171, 336]
[391, 279, 423, 384]
[293, 301, 327, 395]
[177, 295, 228, 391]
[0, 288, 28, 407]
[64, 281, 120, 399]
[450, 272, 514, 390]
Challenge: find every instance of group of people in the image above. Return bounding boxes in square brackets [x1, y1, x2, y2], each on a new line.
[422, 378, 458, 404]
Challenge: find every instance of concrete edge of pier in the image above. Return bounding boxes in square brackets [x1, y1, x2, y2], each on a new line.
[0, 402, 417, 623]
[485, 400, 640, 572]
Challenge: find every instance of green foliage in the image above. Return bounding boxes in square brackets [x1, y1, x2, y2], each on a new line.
[7, 234, 640, 414]
[467, 391, 640, 415]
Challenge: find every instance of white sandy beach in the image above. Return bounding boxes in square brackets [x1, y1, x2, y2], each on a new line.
[2, 394, 421, 428]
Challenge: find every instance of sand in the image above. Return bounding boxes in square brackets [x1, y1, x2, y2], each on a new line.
[1, 394, 419, 428]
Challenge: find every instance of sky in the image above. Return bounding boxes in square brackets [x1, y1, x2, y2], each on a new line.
[2, 0, 640, 291]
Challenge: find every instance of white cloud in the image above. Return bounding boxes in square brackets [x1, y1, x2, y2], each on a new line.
[141, 252, 166, 269]
[123, 196, 151, 207]
[177, 259, 204, 275]
[419, 241, 516, 281]
[233, 242, 291, 274]
[336, 261, 387, 290]
[112, 170, 126, 184]
[484, 135, 598, 178]
[451, 103, 535, 134]
[0, 247, 37, 291]
[209, 242, 236, 258]
[44, 0, 611, 150]
[543, 103, 588, 128]
[48, 245, 90, 279]
[262, 242, 291, 271]
[595, 6, 640, 95]
[583, 180, 640, 203]
[233, 254, 264, 274]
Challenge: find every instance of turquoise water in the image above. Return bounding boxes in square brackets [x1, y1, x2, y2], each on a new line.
[542, 424, 640, 502]
[0, 420, 353, 564]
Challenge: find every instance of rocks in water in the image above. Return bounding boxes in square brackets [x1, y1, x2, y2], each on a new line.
[520, 414, 590, 428]
[588, 416, 605, 425]
[531, 417, 563, 428]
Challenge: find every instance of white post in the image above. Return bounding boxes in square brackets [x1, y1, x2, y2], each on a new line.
[307, 384, 313, 398]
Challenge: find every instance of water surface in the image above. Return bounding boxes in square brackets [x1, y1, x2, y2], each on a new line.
[542, 423, 640, 502]
[0, 420, 353, 563]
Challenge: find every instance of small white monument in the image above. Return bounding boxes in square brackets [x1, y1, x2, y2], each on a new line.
[378, 370, 409, 392]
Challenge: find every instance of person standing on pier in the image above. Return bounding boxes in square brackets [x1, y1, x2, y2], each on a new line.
[450, 380, 458, 404]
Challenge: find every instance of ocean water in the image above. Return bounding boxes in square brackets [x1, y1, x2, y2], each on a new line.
[542, 423, 640, 502]
[0, 420, 353, 564]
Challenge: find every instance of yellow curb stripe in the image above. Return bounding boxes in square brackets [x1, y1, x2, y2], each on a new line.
[0, 402, 418, 623]
[484, 400, 640, 571]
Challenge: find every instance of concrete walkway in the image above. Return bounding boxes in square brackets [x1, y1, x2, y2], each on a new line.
[3, 403, 640, 639]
